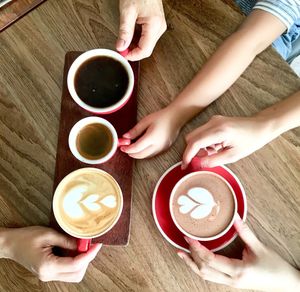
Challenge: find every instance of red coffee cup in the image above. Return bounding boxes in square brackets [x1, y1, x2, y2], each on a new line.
[53, 168, 124, 253]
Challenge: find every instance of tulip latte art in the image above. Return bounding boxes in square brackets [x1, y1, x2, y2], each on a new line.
[54, 168, 122, 238]
[171, 172, 235, 238]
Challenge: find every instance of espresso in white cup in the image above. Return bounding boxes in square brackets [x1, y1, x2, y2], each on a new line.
[69, 116, 130, 165]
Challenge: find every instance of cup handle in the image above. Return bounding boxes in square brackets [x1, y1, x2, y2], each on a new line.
[118, 138, 131, 147]
[187, 156, 202, 172]
[119, 48, 129, 57]
[77, 238, 91, 253]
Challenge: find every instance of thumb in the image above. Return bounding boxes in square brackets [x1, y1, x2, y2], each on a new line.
[234, 217, 265, 255]
[74, 243, 102, 265]
[116, 9, 137, 51]
[201, 149, 235, 167]
[47, 230, 77, 251]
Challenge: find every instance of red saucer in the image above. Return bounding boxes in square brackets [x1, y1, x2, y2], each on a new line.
[152, 162, 247, 252]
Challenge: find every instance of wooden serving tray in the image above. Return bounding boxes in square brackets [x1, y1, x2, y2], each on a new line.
[51, 51, 139, 246]
[0, 0, 46, 32]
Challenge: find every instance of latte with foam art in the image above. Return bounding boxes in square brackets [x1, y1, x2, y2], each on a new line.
[170, 171, 236, 240]
[53, 168, 123, 238]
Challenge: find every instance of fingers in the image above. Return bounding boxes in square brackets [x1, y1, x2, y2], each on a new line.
[123, 118, 151, 139]
[234, 218, 265, 255]
[126, 18, 166, 61]
[46, 230, 77, 251]
[198, 267, 233, 286]
[43, 265, 89, 283]
[121, 129, 153, 154]
[126, 145, 156, 159]
[177, 251, 202, 276]
[122, 119, 155, 156]
[53, 243, 102, 273]
[178, 251, 233, 286]
[116, 7, 137, 51]
[200, 149, 236, 167]
[185, 121, 213, 143]
[182, 131, 223, 169]
[185, 237, 241, 276]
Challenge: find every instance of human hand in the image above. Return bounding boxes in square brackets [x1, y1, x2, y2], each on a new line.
[121, 108, 182, 159]
[182, 115, 279, 169]
[3, 226, 101, 282]
[177, 218, 300, 291]
[117, 0, 167, 61]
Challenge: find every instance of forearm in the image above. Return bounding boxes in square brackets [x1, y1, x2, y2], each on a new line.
[256, 91, 300, 138]
[167, 30, 258, 125]
[167, 10, 286, 127]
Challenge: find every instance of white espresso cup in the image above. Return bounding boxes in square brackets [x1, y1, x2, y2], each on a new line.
[69, 116, 130, 164]
[67, 49, 134, 114]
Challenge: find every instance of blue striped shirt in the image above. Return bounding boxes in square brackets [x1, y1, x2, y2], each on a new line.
[236, 0, 300, 30]
[235, 0, 300, 62]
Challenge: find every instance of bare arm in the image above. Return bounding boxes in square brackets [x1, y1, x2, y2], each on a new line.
[122, 9, 288, 159]
[167, 9, 287, 125]
[182, 90, 300, 167]
[257, 90, 300, 135]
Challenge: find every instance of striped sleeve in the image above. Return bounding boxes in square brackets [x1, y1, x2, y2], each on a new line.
[253, 0, 300, 30]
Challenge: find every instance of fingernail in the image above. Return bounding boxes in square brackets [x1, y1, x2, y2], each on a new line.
[116, 39, 126, 50]
[120, 147, 126, 152]
[235, 213, 242, 222]
[234, 214, 243, 228]
[91, 243, 102, 249]
[200, 158, 208, 168]
[181, 163, 186, 170]
[177, 252, 184, 259]
[123, 133, 130, 138]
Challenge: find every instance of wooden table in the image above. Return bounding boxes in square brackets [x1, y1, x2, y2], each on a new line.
[0, 0, 299, 291]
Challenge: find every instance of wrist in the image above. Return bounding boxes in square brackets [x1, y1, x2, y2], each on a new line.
[164, 104, 188, 130]
[254, 111, 285, 141]
[255, 94, 300, 137]
[166, 98, 202, 129]
[0, 228, 15, 259]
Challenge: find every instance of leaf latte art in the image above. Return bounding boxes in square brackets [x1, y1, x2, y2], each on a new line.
[63, 186, 117, 218]
[53, 169, 122, 238]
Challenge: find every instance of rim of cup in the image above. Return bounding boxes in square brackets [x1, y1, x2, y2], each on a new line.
[67, 49, 134, 114]
[169, 171, 238, 241]
[68, 116, 118, 164]
[53, 167, 124, 239]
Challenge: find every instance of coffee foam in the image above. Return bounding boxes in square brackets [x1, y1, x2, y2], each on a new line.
[54, 169, 122, 238]
[177, 187, 218, 219]
[172, 172, 235, 238]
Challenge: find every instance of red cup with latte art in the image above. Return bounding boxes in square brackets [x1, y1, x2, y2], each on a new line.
[53, 168, 123, 252]
[169, 163, 237, 241]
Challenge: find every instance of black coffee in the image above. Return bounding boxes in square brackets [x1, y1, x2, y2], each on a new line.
[74, 56, 129, 108]
[76, 123, 113, 160]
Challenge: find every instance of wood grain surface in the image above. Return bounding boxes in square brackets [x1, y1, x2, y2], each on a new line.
[0, 0, 299, 291]
[0, 0, 46, 32]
